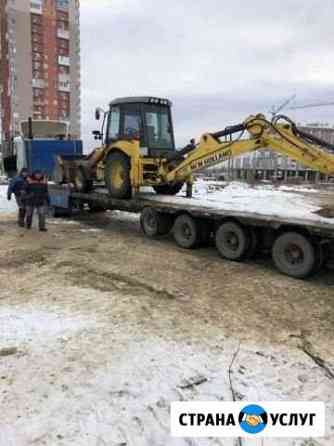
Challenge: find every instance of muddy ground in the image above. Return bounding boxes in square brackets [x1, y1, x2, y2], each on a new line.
[0, 210, 333, 446]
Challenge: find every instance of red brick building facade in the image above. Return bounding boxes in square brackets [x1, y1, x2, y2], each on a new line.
[0, 0, 80, 143]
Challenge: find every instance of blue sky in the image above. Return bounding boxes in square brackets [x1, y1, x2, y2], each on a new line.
[80, 0, 334, 149]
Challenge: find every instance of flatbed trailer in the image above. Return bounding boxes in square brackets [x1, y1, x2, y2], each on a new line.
[49, 184, 334, 279]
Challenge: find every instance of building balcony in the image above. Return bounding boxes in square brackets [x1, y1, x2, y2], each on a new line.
[57, 28, 70, 40]
[56, 0, 70, 11]
[32, 78, 46, 89]
[58, 55, 70, 66]
[58, 73, 70, 83]
[58, 80, 70, 92]
[30, 0, 43, 14]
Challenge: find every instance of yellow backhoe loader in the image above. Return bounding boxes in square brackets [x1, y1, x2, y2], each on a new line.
[55, 96, 334, 198]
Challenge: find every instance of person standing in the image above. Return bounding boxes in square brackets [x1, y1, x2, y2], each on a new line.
[7, 168, 29, 227]
[25, 170, 50, 232]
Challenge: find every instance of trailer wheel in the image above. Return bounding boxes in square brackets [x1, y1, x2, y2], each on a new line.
[272, 232, 316, 279]
[87, 203, 106, 213]
[196, 220, 212, 247]
[74, 167, 93, 193]
[153, 182, 184, 196]
[105, 151, 131, 199]
[173, 214, 202, 249]
[246, 227, 259, 259]
[49, 205, 72, 218]
[312, 242, 326, 274]
[215, 221, 249, 261]
[140, 207, 172, 237]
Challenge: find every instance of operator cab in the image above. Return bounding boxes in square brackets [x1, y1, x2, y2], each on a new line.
[96, 96, 176, 158]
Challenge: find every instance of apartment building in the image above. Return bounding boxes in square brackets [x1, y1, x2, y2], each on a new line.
[0, 0, 80, 143]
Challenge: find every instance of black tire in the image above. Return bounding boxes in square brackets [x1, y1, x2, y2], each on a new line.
[312, 242, 326, 274]
[215, 221, 249, 261]
[87, 203, 106, 213]
[50, 206, 72, 218]
[140, 207, 172, 237]
[272, 232, 316, 279]
[173, 214, 202, 249]
[246, 227, 259, 259]
[49, 206, 62, 218]
[198, 220, 212, 247]
[74, 167, 93, 193]
[153, 182, 184, 196]
[105, 151, 131, 199]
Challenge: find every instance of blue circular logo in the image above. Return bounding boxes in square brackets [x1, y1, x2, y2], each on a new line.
[239, 404, 268, 434]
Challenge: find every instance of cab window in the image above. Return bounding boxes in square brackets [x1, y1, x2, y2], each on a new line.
[144, 107, 173, 149]
[123, 110, 141, 138]
[107, 106, 120, 140]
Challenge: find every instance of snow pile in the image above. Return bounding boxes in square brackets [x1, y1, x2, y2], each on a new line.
[0, 185, 16, 214]
[192, 179, 228, 195]
[147, 180, 333, 224]
[191, 182, 330, 223]
[279, 185, 321, 194]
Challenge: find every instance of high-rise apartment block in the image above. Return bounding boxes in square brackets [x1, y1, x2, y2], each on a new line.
[0, 0, 81, 142]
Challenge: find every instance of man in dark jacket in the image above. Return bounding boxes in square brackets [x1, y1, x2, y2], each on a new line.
[7, 168, 29, 227]
[25, 171, 50, 231]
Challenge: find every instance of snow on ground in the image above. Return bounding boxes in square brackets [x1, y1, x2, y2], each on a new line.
[1, 186, 333, 445]
[0, 185, 16, 214]
[0, 297, 333, 446]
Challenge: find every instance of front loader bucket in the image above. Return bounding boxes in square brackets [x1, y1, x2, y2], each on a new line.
[53, 154, 89, 185]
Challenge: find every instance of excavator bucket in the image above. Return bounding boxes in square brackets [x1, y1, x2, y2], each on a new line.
[53, 154, 88, 185]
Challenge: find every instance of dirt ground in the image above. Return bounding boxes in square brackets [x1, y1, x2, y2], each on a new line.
[0, 210, 333, 446]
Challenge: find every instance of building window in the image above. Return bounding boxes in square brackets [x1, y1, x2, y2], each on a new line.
[58, 39, 68, 49]
[57, 20, 69, 31]
[32, 15, 42, 24]
[56, 0, 69, 11]
[33, 45, 43, 52]
[59, 65, 70, 74]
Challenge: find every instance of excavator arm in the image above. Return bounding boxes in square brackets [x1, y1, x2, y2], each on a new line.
[166, 114, 334, 183]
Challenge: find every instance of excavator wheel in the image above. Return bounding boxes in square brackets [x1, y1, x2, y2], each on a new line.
[153, 182, 184, 196]
[173, 214, 203, 249]
[272, 232, 316, 279]
[215, 221, 249, 261]
[105, 151, 132, 199]
[74, 167, 93, 193]
[140, 207, 173, 237]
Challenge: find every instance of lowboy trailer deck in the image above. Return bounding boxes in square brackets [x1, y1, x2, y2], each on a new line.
[49, 184, 334, 279]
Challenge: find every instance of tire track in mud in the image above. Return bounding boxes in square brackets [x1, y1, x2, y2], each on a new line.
[54, 262, 182, 301]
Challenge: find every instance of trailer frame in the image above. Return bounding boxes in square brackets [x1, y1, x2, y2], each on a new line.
[49, 184, 334, 279]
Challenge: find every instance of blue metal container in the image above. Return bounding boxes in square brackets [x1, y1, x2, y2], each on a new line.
[25, 139, 83, 177]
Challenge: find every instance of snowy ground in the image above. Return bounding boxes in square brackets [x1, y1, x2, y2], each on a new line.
[0, 181, 333, 446]
[0, 184, 16, 214]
